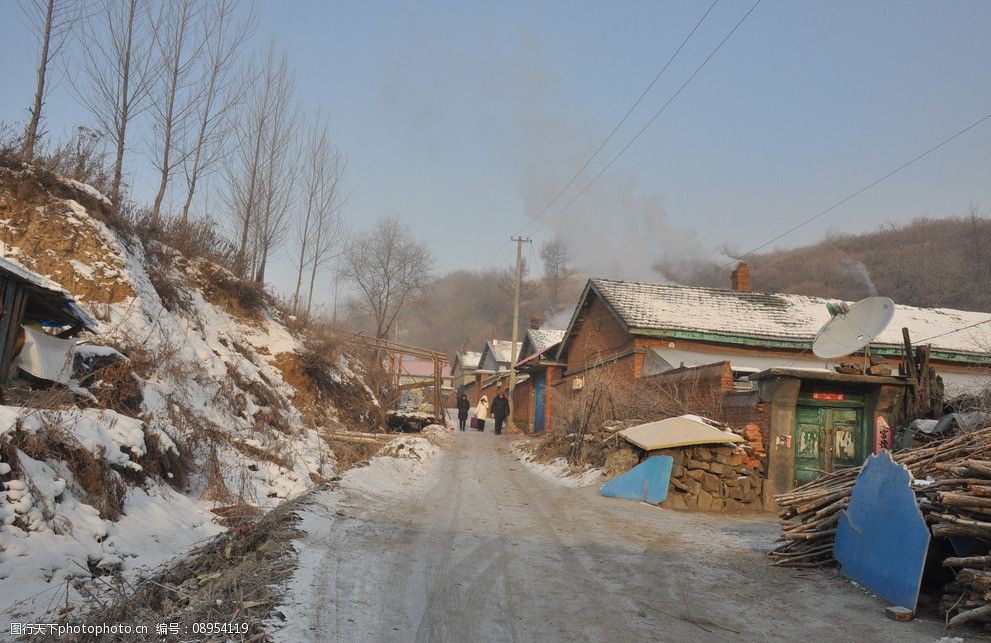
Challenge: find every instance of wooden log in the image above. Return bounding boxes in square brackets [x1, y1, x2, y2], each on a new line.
[323, 434, 393, 446]
[782, 528, 836, 541]
[956, 569, 991, 593]
[965, 461, 991, 479]
[948, 603, 991, 629]
[944, 556, 991, 568]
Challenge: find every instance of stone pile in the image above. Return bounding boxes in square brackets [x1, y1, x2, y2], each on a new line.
[653, 444, 766, 512]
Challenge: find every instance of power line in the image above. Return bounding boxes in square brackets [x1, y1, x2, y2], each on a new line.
[532, 0, 762, 237]
[480, 0, 723, 271]
[722, 110, 991, 268]
[915, 317, 991, 344]
[519, 0, 721, 233]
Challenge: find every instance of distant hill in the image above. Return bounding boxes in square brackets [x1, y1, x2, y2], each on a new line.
[667, 215, 991, 313]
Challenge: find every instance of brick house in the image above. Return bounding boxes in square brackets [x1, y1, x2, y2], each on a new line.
[470, 338, 523, 405]
[450, 349, 481, 396]
[512, 321, 565, 432]
[556, 267, 990, 398]
[553, 266, 989, 497]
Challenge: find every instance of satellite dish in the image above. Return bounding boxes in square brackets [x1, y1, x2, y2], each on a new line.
[812, 296, 895, 360]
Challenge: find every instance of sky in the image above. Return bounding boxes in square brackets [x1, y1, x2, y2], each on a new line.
[2, 0, 991, 306]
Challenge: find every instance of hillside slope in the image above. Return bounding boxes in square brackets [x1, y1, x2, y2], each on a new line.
[668, 215, 991, 312]
[0, 160, 379, 622]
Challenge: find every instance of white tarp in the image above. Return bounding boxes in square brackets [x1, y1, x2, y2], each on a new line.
[15, 325, 76, 384]
[619, 414, 744, 451]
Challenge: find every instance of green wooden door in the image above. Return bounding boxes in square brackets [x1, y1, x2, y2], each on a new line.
[794, 406, 864, 486]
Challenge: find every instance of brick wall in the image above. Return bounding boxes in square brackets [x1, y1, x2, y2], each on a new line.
[513, 378, 533, 429]
[563, 294, 633, 375]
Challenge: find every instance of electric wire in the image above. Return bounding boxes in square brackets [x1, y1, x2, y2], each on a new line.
[530, 0, 762, 237]
[721, 110, 991, 269]
[479, 0, 725, 271]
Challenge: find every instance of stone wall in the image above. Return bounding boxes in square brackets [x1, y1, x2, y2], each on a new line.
[654, 444, 766, 512]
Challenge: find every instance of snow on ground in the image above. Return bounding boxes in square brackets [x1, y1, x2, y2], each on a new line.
[0, 445, 223, 623]
[271, 436, 444, 640]
[0, 172, 374, 624]
[514, 444, 606, 488]
[341, 436, 442, 498]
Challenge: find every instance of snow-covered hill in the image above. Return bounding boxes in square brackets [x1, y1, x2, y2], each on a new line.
[0, 161, 378, 622]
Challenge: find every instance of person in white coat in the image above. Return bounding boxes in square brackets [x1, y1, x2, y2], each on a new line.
[474, 395, 490, 432]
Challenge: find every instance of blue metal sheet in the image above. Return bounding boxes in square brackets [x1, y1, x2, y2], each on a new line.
[600, 455, 673, 505]
[834, 452, 930, 611]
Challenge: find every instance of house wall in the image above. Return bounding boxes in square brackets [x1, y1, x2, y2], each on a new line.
[512, 379, 533, 429]
[555, 294, 638, 404]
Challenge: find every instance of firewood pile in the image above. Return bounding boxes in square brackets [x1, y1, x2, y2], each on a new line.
[771, 426, 991, 629]
[919, 455, 991, 629]
[771, 427, 991, 568]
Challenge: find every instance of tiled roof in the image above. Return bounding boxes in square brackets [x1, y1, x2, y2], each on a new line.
[489, 340, 522, 364]
[527, 328, 565, 354]
[589, 278, 991, 357]
[454, 351, 481, 370]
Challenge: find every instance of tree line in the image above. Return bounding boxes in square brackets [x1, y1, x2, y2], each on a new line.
[7, 0, 438, 329]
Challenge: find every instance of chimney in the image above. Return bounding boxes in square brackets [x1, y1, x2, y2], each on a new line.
[731, 262, 750, 292]
[530, 315, 542, 330]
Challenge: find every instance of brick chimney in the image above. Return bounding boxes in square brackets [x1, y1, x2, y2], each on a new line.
[530, 315, 542, 330]
[731, 262, 750, 292]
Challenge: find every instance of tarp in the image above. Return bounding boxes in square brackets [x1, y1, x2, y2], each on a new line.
[619, 415, 743, 451]
[600, 455, 673, 504]
[15, 325, 76, 384]
[834, 452, 930, 612]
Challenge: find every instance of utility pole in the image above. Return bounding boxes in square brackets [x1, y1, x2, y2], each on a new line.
[508, 235, 531, 428]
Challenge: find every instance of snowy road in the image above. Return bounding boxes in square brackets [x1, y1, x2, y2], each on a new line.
[277, 432, 946, 642]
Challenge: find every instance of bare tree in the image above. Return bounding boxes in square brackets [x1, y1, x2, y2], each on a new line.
[148, 0, 204, 225]
[252, 52, 298, 284]
[73, 0, 160, 206]
[19, 0, 83, 159]
[341, 216, 433, 339]
[224, 44, 295, 280]
[540, 236, 569, 307]
[291, 110, 348, 317]
[179, 0, 254, 224]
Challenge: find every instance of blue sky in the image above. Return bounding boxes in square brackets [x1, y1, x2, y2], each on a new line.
[2, 1, 990, 300]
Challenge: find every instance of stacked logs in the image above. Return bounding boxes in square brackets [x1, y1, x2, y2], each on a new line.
[771, 427, 991, 568]
[919, 458, 991, 629]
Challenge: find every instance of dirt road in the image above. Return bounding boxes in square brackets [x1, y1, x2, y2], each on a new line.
[284, 432, 949, 642]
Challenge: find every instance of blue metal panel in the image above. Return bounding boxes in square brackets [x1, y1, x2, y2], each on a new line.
[533, 373, 546, 433]
[834, 452, 930, 611]
[600, 455, 673, 505]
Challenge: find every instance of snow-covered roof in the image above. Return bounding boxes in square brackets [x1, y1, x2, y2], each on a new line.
[580, 278, 991, 358]
[489, 339, 522, 364]
[453, 350, 482, 371]
[0, 256, 97, 331]
[527, 328, 565, 354]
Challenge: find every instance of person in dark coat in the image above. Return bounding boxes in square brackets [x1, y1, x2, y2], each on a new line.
[491, 388, 510, 435]
[456, 392, 470, 431]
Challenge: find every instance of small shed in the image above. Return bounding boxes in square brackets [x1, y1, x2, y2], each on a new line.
[0, 257, 97, 391]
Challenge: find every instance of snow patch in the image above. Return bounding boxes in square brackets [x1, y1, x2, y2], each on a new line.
[515, 446, 606, 488]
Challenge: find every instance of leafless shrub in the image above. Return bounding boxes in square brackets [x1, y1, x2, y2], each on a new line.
[140, 428, 190, 490]
[200, 444, 233, 503]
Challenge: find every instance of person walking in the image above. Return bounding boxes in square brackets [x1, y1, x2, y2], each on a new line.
[475, 395, 490, 432]
[491, 388, 509, 436]
[456, 392, 470, 431]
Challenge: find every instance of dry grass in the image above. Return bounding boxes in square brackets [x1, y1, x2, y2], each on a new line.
[10, 421, 127, 521]
[140, 429, 191, 491]
[69, 490, 311, 641]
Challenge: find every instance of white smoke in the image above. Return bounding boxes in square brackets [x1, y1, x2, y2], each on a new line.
[507, 34, 722, 282]
[842, 259, 878, 296]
